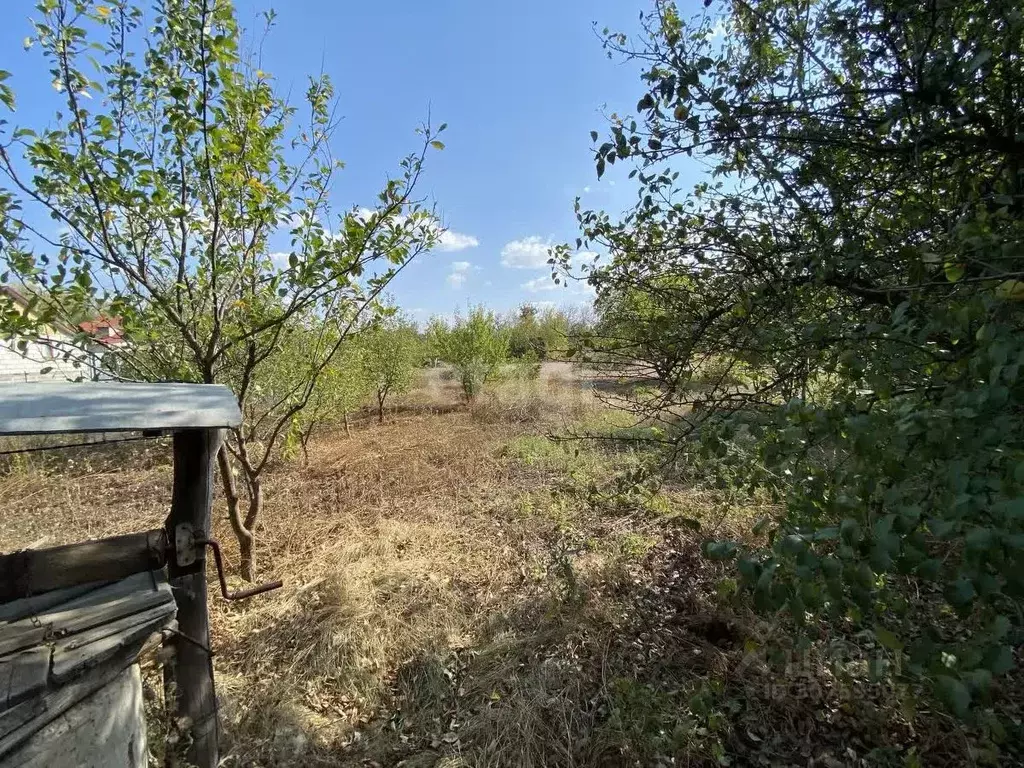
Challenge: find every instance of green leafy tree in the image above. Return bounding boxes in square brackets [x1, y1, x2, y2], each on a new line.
[0, 0, 444, 579]
[506, 303, 579, 362]
[320, 341, 372, 440]
[429, 305, 510, 401]
[567, 0, 1024, 716]
[360, 316, 420, 423]
[507, 304, 542, 359]
[284, 334, 370, 463]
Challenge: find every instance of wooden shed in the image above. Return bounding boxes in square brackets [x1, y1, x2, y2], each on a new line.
[0, 382, 250, 767]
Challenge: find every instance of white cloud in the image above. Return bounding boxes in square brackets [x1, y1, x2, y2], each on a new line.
[353, 207, 478, 253]
[446, 260, 472, 288]
[521, 275, 558, 293]
[501, 236, 555, 269]
[522, 272, 596, 296]
[438, 230, 479, 252]
[583, 186, 591, 194]
[269, 251, 290, 269]
[503, 238, 601, 274]
[572, 250, 599, 267]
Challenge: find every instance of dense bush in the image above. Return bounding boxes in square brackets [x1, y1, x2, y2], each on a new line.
[567, 0, 1024, 717]
[428, 306, 509, 401]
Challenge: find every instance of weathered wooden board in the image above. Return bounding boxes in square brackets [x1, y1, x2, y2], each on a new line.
[51, 603, 174, 683]
[0, 583, 108, 625]
[0, 629, 46, 661]
[0, 381, 240, 435]
[2, 665, 147, 767]
[0, 532, 166, 603]
[47, 570, 165, 615]
[0, 568, 176, 747]
[0, 699, 44, 750]
[5, 571, 173, 640]
[0, 648, 124, 755]
[0, 649, 50, 711]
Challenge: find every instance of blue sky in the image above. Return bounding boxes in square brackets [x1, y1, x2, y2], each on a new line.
[0, 0, 681, 321]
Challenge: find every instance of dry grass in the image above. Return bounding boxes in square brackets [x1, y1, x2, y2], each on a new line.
[0, 370, 1015, 767]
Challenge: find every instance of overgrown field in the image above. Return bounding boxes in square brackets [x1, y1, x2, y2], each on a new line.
[0, 367, 1019, 767]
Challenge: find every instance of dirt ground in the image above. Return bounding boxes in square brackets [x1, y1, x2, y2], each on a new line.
[0, 371, 1019, 767]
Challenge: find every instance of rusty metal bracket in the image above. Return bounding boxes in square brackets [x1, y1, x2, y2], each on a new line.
[201, 538, 283, 601]
[175, 523, 199, 567]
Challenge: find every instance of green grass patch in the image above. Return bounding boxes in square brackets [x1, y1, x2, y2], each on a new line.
[572, 408, 670, 445]
[597, 677, 734, 765]
[502, 435, 568, 466]
[502, 434, 620, 482]
[617, 531, 658, 560]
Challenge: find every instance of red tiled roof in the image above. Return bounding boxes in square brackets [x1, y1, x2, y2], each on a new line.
[79, 315, 125, 345]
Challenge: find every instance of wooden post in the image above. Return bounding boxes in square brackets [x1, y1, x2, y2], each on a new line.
[163, 428, 222, 768]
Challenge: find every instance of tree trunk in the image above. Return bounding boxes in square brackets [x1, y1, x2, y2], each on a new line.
[378, 390, 385, 424]
[343, 411, 351, 438]
[239, 536, 254, 583]
[218, 445, 257, 582]
[239, 473, 262, 582]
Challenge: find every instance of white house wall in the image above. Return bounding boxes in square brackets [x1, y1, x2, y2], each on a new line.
[0, 337, 100, 383]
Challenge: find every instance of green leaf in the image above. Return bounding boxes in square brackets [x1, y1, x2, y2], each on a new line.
[985, 644, 1014, 676]
[965, 527, 994, 551]
[780, 533, 807, 555]
[993, 497, 1024, 520]
[935, 675, 971, 717]
[990, 615, 1011, 640]
[948, 577, 976, 608]
[944, 261, 965, 283]
[840, 518, 861, 544]
[965, 668, 992, 696]
[590, 130, 599, 142]
[429, 140, 445, 150]
[916, 558, 941, 580]
[704, 539, 738, 560]
[927, 517, 957, 538]
[967, 49, 992, 73]
[874, 626, 904, 651]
